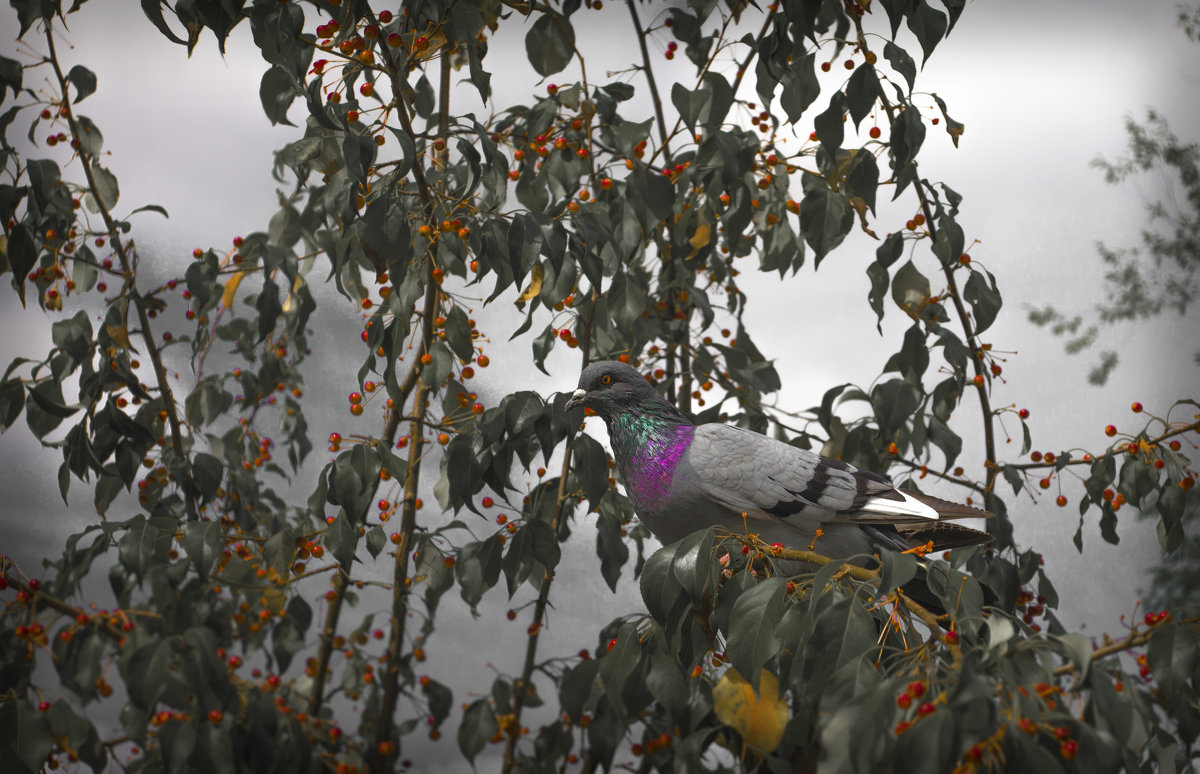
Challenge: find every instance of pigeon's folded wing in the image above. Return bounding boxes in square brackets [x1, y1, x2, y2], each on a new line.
[686, 423, 942, 524]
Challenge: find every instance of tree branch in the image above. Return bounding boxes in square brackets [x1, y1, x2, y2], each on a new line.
[501, 287, 600, 772]
[44, 27, 197, 522]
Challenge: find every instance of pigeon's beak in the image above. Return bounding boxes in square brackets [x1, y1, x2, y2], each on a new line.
[564, 388, 587, 411]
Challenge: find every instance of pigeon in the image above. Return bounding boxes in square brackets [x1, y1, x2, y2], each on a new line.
[565, 361, 994, 610]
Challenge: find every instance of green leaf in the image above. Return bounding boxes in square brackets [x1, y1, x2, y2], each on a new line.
[66, 65, 97, 103]
[928, 417, 962, 471]
[780, 53, 820, 122]
[91, 164, 119, 210]
[846, 65, 880, 128]
[423, 677, 454, 727]
[6, 225, 37, 304]
[0, 55, 22, 104]
[181, 520, 223, 575]
[963, 269, 1002, 333]
[325, 512, 358, 569]
[1147, 622, 1198, 699]
[51, 310, 94, 363]
[1099, 501, 1119, 546]
[725, 577, 786, 690]
[41, 703, 101, 771]
[671, 81, 712, 136]
[883, 41, 916, 92]
[458, 699, 498, 764]
[878, 549, 917, 595]
[365, 525, 386, 558]
[444, 305, 474, 361]
[814, 91, 846, 157]
[525, 12, 575, 77]
[799, 182, 853, 266]
[141, 0, 188, 45]
[907, 0, 949, 64]
[597, 622, 643, 708]
[0, 379, 25, 431]
[560, 659, 599, 723]
[1156, 484, 1184, 552]
[595, 509, 628, 592]
[0, 700, 53, 773]
[1055, 632, 1092, 682]
[891, 260, 930, 320]
[259, 64, 297, 126]
[890, 105, 926, 183]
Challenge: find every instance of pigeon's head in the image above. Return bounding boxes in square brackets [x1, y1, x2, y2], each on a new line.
[564, 361, 670, 419]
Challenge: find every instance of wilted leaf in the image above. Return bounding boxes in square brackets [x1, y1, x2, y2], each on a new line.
[221, 271, 245, 309]
[517, 262, 543, 304]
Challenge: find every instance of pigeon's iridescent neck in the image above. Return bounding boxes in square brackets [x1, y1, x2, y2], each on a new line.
[608, 411, 694, 510]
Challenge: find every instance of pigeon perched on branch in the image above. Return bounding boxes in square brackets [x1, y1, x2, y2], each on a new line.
[565, 361, 993, 604]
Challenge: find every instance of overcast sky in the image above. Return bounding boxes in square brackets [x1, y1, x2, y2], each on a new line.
[2, 1, 1198, 768]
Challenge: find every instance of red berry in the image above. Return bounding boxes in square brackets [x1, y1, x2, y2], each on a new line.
[1131, 402, 1143, 413]
[1019, 408, 1030, 419]
[897, 693, 912, 709]
[1105, 424, 1117, 437]
[820, 61, 831, 72]
[869, 126, 881, 139]
[208, 709, 224, 724]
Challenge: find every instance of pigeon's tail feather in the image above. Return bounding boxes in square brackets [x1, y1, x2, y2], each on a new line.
[859, 524, 999, 623]
[896, 521, 994, 551]
[904, 491, 995, 521]
[847, 490, 939, 522]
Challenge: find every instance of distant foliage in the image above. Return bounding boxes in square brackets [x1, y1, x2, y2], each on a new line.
[0, 1, 1197, 772]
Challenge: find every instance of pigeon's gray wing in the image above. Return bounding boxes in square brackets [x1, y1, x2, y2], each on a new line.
[684, 423, 940, 525]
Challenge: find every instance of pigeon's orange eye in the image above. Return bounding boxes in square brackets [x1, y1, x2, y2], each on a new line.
[600, 373, 612, 385]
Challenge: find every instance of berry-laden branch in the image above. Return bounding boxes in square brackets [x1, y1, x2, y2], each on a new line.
[367, 39, 453, 774]
[891, 457, 987, 495]
[43, 27, 198, 522]
[501, 288, 600, 773]
[624, 0, 690, 412]
[761, 542, 962, 660]
[1048, 615, 1197, 678]
[1003, 418, 1200, 471]
[1, 571, 124, 642]
[626, 0, 672, 170]
[307, 362, 424, 719]
[847, 15, 1000, 531]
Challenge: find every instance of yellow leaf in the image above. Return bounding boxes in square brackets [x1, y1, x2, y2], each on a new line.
[262, 588, 286, 614]
[712, 667, 787, 756]
[848, 196, 877, 239]
[281, 274, 306, 313]
[517, 263, 543, 304]
[105, 324, 133, 351]
[687, 223, 711, 259]
[412, 30, 448, 62]
[221, 270, 245, 310]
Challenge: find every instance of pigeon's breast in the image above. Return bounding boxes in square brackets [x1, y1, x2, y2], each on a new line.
[621, 424, 694, 519]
